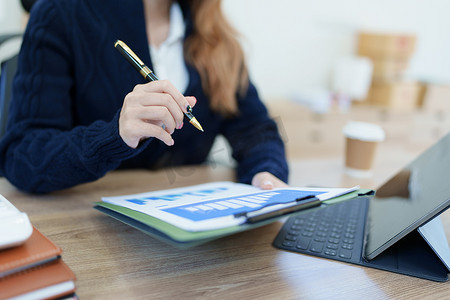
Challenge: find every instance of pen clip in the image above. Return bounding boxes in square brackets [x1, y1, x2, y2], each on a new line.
[234, 195, 321, 224]
[114, 40, 145, 67]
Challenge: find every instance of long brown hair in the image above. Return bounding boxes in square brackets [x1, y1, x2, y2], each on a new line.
[184, 0, 248, 117]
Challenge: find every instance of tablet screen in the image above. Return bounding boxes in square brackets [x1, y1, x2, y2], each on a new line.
[365, 133, 450, 260]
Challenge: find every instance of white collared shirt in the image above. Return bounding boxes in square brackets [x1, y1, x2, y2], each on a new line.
[149, 2, 189, 93]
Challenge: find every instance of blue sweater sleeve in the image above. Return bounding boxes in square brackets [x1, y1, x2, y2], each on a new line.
[0, 1, 145, 193]
[222, 82, 289, 184]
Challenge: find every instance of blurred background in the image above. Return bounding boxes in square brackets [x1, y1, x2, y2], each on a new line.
[223, 0, 450, 101]
[1, 0, 450, 100]
[1, 0, 449, 185]
[2, 0, 449, 108]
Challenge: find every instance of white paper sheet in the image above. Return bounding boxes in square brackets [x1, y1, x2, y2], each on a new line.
[102, 181, 358, 232]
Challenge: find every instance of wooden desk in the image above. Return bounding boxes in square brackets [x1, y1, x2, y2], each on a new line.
[1, 163, 449, 299]
[1, 102, 449, 299]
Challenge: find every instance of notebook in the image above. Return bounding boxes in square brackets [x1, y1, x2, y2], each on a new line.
[0, 226, 76, 299]
[0, 227, 62, 278]
[274, 132, 450, 282]
[0, 259, 76, 299]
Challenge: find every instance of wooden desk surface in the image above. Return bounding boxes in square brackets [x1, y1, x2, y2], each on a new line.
[1, 102, 450, 299]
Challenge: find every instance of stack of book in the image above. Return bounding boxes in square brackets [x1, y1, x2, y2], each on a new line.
[0, 227, 77, 299]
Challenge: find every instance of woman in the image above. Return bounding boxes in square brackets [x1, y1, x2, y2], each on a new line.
[0, 0, 288, 193]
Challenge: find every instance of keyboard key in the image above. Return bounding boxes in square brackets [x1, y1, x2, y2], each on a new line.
[324, 249, 337, 256]
[342, 244, 354, 250]
[285, 234, 298, 241]
[326, 243, 338, 250]
[316, 232, 327, 238]
[329, 232, 340, 239]
[296, 238, 311, 250]
[338, 249, 352, 259]
[344, 233, 355, 239]
[302, 231, 313, 237]
[328, 238, 339, 244]
[293, 219, 305, 225]
[282, 240, 295, 247]
[310, 241, 324, 253]
[304, 226, 315, 232]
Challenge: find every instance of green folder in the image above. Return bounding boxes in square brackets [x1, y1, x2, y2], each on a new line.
[94, 189, 373, 248]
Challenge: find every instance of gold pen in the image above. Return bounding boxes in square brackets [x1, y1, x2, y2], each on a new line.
[114, 40, 204, 132]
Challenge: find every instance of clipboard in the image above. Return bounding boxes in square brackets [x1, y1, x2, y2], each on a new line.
[94, 183, 370, 248]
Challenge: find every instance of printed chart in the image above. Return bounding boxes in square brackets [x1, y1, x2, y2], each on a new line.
[162, 190, 324, 221]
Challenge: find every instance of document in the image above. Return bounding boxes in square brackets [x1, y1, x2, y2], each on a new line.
[101, 182, 358, 232]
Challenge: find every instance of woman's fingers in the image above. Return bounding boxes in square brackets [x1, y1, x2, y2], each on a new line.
[134, 80, 194, 113]
[138, 122, 175, 147]
[185, 96, 197, 111]
[129, 86, 184, 128]
[119, 81, 196, 148]
[251, 172, 288, 190]
[138, 106, 176, 134]
[120, 117, 174, 148]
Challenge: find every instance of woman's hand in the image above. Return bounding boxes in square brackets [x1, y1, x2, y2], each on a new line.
[119, 80, 196, 148]
[251, 172, 288, 190]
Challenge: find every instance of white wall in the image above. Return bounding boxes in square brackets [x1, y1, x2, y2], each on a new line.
[0, 0, 23, 33]
[222, 0, 450, 100]
[0, 0, 24, 66]
[1, 0, 449, 101]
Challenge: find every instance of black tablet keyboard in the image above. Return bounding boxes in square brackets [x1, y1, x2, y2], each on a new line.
[273, 197, 369, 264]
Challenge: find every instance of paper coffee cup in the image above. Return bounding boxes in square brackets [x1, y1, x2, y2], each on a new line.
[343, 121, 385, 177]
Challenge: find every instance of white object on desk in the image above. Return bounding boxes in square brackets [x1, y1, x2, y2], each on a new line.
[101, 182, 358, 232]
[0, 194, 33, 250]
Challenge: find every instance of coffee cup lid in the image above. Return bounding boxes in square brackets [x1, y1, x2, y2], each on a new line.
[343, 121, 385, 142]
